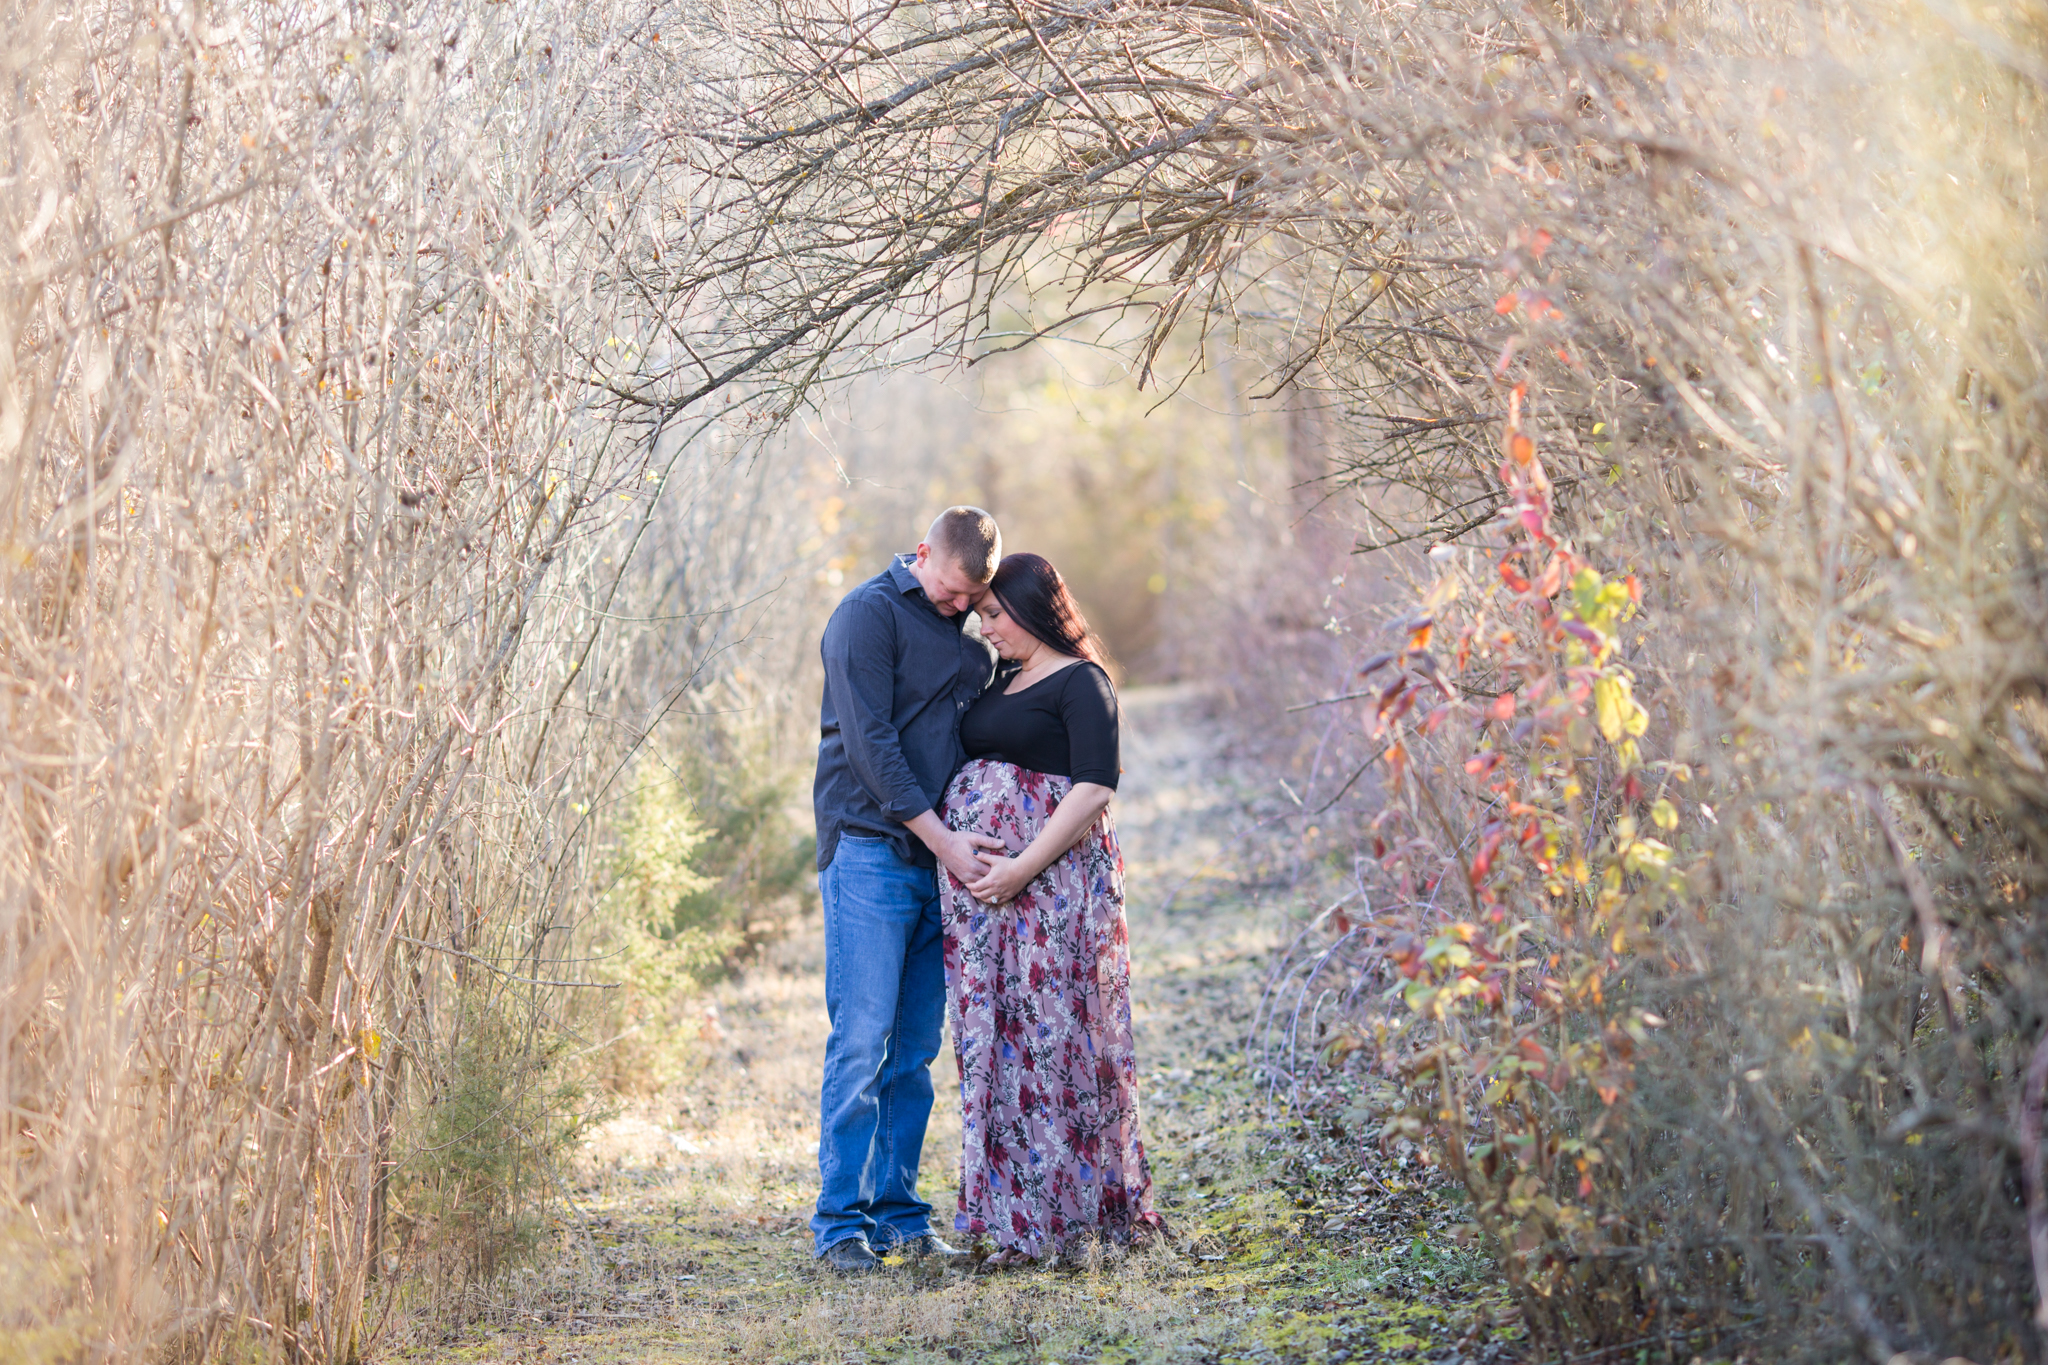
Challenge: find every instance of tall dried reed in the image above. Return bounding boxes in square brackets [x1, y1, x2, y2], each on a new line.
[0, 0, 797, 1356]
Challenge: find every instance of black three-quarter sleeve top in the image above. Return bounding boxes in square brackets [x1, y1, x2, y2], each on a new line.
[958, 659, 1120, 790]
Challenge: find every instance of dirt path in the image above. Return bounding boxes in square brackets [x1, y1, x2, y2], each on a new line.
[388, 686, 1505, 1365]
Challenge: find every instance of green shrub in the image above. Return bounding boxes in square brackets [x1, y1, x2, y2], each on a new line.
[590, 734, 817, 1093]
[399, 987, 594, 1287]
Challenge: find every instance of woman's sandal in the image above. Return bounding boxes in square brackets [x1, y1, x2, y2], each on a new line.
[973, 1248, 1038, 1274]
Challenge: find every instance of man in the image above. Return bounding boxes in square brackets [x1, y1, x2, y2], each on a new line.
[810, 506, 1006, 1272]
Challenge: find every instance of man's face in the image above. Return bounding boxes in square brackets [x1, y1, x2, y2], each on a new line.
[911, 544, 985, 616]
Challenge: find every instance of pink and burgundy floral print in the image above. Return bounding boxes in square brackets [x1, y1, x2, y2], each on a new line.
[939, 757, 1163, 1260]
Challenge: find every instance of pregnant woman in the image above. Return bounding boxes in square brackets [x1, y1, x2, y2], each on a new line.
[938, 552, 1164, 1268]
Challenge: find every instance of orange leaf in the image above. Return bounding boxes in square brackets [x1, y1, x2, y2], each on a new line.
[1488, 691, 1517, 721]
[1509, 433, 1536, 466]
[1495, 292, 1518, 314]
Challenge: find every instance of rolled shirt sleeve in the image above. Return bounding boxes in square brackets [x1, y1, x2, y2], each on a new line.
[820, 595, 934, 824]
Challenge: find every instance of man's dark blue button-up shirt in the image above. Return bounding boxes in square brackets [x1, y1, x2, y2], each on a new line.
[813, 554, 997, 871]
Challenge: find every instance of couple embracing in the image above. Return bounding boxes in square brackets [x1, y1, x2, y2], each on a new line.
[809, 506, 1165, 1273]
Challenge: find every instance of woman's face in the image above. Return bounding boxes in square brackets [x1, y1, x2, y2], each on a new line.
[975, 593, 1040, 662]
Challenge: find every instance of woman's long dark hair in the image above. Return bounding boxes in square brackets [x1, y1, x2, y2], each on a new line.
[987, 553, 1105, 666]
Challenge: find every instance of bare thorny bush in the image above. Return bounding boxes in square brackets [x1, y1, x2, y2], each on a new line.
[6, 0, 2043, 1358]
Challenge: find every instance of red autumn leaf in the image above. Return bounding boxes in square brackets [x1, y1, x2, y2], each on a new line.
[1407, 618, 1435, 652]
[1625, 772, 1644, 803]
[1381, 685, 1420, 730]
[1499, 561, 1533, 593]
[1495, 292, 1518, 314]
[1530, 229, 1553, 259]
[1563, 618, 1603, 648]
[1470, 825, 1508, 881]
[1465, 752, 1504, 778]
[1535, 559, 1564, 598]
[1390, 932, 1424, 978]
[1487, 691, 1517, 721]
[1625, 573, 1642, 604]
[1520, 506, 1547, 536]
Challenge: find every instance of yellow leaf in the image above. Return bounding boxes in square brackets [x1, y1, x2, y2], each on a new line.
[1594, 676, 1627, 742]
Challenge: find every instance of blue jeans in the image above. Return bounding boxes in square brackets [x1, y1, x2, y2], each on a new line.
[811, 834, 946, 1254]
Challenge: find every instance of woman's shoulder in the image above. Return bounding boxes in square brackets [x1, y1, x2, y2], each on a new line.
[1059, 658, 1116, 698]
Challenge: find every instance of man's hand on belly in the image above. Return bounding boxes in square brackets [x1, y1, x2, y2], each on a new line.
[906, 809, 1005, 886]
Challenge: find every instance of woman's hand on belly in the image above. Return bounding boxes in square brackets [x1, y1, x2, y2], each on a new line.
[964, 781, 1113, 904]
[964, 851, 1036, 905]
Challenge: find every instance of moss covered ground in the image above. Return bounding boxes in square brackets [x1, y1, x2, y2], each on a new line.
[383, 687, 1516, 1365]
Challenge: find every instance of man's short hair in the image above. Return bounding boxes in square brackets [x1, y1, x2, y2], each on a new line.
[925, 506, 1001, 583]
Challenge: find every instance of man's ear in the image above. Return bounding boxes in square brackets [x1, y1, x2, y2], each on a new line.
[913, 542, 931, 566]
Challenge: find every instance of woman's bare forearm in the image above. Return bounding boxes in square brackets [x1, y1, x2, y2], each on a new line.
[1013, 783, 1114, 880]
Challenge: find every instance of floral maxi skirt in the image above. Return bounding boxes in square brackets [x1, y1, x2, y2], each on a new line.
[939, 757, 1161, 1258]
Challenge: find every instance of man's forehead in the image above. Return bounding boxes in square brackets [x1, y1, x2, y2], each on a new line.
[925, 551, 983, 588]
